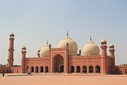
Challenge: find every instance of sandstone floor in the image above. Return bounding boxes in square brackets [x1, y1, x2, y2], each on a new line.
[0, 73, 127, 85]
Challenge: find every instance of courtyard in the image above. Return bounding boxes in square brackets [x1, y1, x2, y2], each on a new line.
[0, 73, 127, 85]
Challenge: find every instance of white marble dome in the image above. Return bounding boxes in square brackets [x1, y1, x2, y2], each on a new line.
[82, 40, 100, 56]
[40, 43, 49, 57]
[57, 35, 78, 56]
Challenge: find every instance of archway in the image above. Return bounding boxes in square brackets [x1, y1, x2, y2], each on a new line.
[40, 66, 43, 72]
[35, 66, 39, 73]
[31, 66, 34, 72]
[82, 66, 87, 73]
[71, 66, 74, 73]
[53, 54, 64, 73]
[96, 65, 100, 73]
[76, 66, 81, 73]
[45, 66, 48, 73]
[89, 65, 93, 73]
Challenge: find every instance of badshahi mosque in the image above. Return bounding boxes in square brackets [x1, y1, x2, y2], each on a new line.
[0, 33, 127, 74]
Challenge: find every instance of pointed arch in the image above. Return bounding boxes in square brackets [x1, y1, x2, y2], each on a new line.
[52, 54, 64, 72]
[96, 65, 100, 73]
[71, 66, 74, 73]
[31, 66, 34, 72]
[89, 65, 93, 73]
[35, 66, 39, 73]
[40, 66, 44, 72]
[76, 66, 81, 73]
[45, 66, 48, 73]
[82, 65, 87, 73]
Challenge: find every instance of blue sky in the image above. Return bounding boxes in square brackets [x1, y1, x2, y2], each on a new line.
[0, 0, 127, 65]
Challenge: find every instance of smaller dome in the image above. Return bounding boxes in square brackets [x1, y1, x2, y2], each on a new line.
[101, 39, 106, 43]
[10, 33, 14, 38]
[22, 46, 26, 51]
[109, 44, 114, 48]
[82, 40, 100, 56]
[22, 46, 26, 49]
[40, 43, 50, 57]
[10, 33, 14, 36]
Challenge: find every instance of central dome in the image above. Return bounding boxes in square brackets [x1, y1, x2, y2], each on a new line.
[82, 40, 100, 56]
[57, 35, 78, 56]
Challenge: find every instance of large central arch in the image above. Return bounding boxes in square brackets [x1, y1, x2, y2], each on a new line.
[53, 54, 64, 73]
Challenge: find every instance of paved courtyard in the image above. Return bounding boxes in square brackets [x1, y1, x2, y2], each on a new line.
[0, 73, 127, 85]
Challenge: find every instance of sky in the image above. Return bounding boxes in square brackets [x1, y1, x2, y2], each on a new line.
[0, 0, 127, 65]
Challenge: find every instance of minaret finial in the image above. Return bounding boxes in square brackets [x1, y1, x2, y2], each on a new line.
[90, 35, 92, 41]
[67, 29, 69, 36]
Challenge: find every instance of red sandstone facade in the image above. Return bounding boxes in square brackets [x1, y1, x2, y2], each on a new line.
[0, 33, 127, 74]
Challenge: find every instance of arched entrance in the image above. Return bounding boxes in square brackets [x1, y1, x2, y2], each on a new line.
[53, 54, 64, 73]
[82, 66, 87, 73]
[71, 66, 74, 73]
[31, 66, 34, 72]
[89, 65, 93, 73]
[45, 66, 48, 73]
[76, 66, 81, 73]
[40, 66, 43, 72]
[35, 66, 39, 73]
[96, 65, 100, 73]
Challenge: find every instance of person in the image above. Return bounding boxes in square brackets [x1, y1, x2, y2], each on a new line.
[2, 72, 5, 77]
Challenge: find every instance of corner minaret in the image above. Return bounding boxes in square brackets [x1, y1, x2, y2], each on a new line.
[7, 33, 15, 67]
[109, 44, 115, 66]
[101, 39, 108, 74]
[21, 46, 27, 73]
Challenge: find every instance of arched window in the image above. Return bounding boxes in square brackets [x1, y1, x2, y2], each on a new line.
[40, 66, 43, 72]
[82, 66, 87, 73]
[71, 66, 74, 73]
[96, 65, 100, 73]
[76, 66, 81, 73]
[89, 65, 93, 73]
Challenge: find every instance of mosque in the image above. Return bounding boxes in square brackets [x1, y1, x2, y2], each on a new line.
[0, 33, 127, 74]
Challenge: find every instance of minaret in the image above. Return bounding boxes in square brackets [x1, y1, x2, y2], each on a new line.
[7, 33, 14, 67]
[21, 46, 27, 73]
[101, 39, 108, 74]
[109, 44, 115, 66]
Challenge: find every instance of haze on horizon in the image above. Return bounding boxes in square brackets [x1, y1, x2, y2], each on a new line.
[0, 0, 127, 65]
